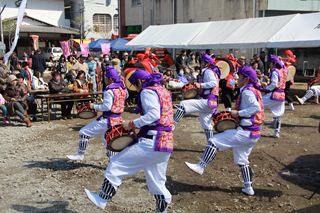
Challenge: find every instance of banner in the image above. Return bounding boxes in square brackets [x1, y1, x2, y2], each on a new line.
[101, 43, 110, 55]
[60, 40, 71, 57]
[80, 43, 89, 57]
[30, 35, 39, 50]
[4, 0, 28, 63]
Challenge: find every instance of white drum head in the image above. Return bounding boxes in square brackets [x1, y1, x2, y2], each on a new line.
[286, 66, 296, 81]
[216, 60, 230, 79]
[124, 70, 137, 91]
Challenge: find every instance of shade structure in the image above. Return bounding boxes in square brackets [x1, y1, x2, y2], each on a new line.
[110, 38, 144, 51]
[89, 39, 110, 50]
[126, 12, 320, 49]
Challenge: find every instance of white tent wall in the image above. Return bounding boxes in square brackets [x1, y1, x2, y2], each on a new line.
[126, 12, 320, 49]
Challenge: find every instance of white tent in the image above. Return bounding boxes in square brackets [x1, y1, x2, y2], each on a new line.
[126, 12, 320, 49]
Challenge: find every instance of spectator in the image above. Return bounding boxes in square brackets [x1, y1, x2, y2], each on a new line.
[67, 55, 77, 71]
[162, 50, 174, 68]
[111, 53, 121, 74]
[86, 55, 97, 92]
[120, 52, 129, 68]
[253, 54, 264, 74]
[176, 70, 189, 85]
[48, 72, 74, 119]
[187, 52, 200, 71]
[163, 69, 184, 89]
[238, 56, 248, 66]
[32, 71, 48, 90]
[31, 50, 46, 77]
[175, 50, 188, 74]
[73, 70, 89, 93]
[9, 52, 19, 71]
[0, 93, 9, 124]
[4, 75, 32, 127]
[56, 55, 67, 79]
[0, 56, 9, 93]
[72, 55, 88, 76]
[251, 62, 262, 79]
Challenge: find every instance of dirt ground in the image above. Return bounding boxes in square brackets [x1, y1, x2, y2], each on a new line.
[1, 84, 320, 213]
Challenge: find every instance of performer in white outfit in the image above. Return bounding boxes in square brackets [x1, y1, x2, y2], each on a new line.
[67, 66, 128, 161]
[173, 53, 220, 140]
[296, 68, 320, 105]
[262, 55, 287, 138]
[185, 66, 264, 196]
[84, 70, 174, 213]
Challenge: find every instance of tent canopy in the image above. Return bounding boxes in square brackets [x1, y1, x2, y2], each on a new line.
[126, 12, 320, 49]
[89, 39, 110, 50]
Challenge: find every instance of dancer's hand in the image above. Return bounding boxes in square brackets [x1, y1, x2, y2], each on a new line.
[231, 110, 239, 118]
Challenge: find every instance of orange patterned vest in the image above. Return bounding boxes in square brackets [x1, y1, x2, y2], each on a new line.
[270, 68, 288, 102]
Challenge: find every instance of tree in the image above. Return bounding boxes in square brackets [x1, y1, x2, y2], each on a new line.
[2, 19, 17, 49]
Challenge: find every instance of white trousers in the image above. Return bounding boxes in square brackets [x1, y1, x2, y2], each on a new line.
[209, 128, 259, 165]
[80, 118, 109, 144]
[262, 93, 285, 117]
[179, 99, 215, 130]
[104, 137, 172, 204]
[310, 85, 320, 96]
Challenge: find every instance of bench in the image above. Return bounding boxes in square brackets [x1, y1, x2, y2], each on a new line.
[35, 91, 103, 122]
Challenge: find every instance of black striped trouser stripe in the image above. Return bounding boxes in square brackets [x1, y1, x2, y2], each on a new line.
[78, 134, 90, 154]
[273, 117, 281, 132]
[173, 105, 185, 125]
[199, 142, 217, 168]
[106, 149, 117, 158]
[154, 194, 168, 213]
[303, 89, 315, 101]
[240, 165, 252, 187]
[99, 178, 116, 200]
[204, 129, 214, 141]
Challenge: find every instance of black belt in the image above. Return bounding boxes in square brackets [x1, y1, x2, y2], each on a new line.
[144, 134, 154, 139]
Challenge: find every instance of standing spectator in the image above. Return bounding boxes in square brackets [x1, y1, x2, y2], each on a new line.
[175, 50, 188, 74]
[48, 72, 74, 119]
[120, 52, 129, 68]
[253, 54, 264, 75]
[111, 53, 121, 74]
[32, 50, 46, 77]
[162, 50, 174, 68]
[86, 55, 97, 92]
[56, 55, 67, 79]
[67, 55, 77, 71]
[187, 52, 200, 71]
[72, 55, 88, 76]
[260, 51, 266, 72]
[9, 52, 19, 71]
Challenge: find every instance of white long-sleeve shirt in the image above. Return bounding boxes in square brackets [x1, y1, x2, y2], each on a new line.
[200, 68, 218, 95]
[238, 86, 261, 126]
[94, 89, 128, 112]
[265, 70, 279, 91]
[133, 89, 161, 128]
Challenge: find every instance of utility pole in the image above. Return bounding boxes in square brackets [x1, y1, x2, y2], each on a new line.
[0, 5, 6, 43]
[80, 0, 84, 43]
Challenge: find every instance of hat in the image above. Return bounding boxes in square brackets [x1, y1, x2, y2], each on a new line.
[238, 66, 257, 83]
[105, 66, 120, 81]
[7, 75, 17, 82]
[128, 70, 151, 85]
[136, 53, 145, 60]
[201, 53, 213, 64]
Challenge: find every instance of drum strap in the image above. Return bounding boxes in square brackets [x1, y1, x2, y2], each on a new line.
[240, 165, 253, 188]
[154, 194, 168, 213]
[199, 141, 217, 168]
[99, 178, 116, 200]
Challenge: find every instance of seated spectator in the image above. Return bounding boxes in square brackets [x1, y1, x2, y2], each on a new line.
[163, 69, 184, 89]
[0, 56, 9, 94]
[73, 70, 89, 93]
[32, 71, 48, 90]
[48, 72, 74, 119]
[184, 67, 197, 83]
[176, 70, 189, 85]
[4, 75, 32, 127]
[0, 93, 9, 124]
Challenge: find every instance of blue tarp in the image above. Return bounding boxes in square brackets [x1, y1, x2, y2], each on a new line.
[89, 39, 110, 50]
[111, 38, 144, 51]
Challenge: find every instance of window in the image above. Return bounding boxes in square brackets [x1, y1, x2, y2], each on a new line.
[106, 0, 111, 6]
[132, 0, 142, 7]
[113, 14, 118, 32]
[93, 14, 112, 33]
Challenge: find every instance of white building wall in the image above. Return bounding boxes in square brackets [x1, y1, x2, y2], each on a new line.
[83, 0, 118, 39]
[0, 0, 68, 27]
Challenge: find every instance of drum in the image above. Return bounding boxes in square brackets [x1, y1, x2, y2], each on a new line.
[215, 58, 235, 79]
[212, 111, 239, 133]
[182, 83, 198, 99]
[124, 68, 138, 91]
[105, 125, 136, 152]
[286, 65, 296, 81]
[76, 103, 97, 119]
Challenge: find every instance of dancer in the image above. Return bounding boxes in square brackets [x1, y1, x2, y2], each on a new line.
[296, 67, 320, 105]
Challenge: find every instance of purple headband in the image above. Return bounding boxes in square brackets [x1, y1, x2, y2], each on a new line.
[128, 69, 151, 85]
[238, 66, 257, 83]
[201, 53, 213, 64]
[268, 55, 284, 68]
[105, 66, 120, 81]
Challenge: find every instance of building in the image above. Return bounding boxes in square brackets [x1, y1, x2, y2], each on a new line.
[1, 0, 78, 56]
[65, 0, 118, 40]
[120, 0, 320, 71]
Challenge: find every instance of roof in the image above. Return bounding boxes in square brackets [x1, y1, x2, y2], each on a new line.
[20, 25, 79, 34]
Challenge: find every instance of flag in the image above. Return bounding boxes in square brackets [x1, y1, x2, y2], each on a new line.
[101, 43, 110, 55]
[80, 43, 89, 57]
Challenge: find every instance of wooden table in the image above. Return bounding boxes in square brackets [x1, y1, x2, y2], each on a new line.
[35, 91, 103, 122]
